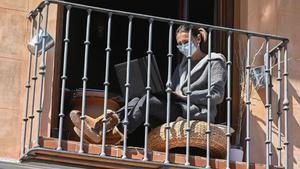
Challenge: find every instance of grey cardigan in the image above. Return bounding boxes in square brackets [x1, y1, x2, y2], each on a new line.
[171, 52, 226, 123]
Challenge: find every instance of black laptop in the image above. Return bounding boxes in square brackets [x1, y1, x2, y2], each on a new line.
[114, 55, 165, 99]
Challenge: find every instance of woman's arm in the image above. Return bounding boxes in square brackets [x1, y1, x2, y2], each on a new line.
[190, 60, 226, 105]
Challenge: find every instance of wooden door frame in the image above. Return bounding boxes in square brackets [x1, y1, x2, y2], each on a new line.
[215, 0, 242, 144]
[215, 0, 243, 144]
[50, 4, 65, 131]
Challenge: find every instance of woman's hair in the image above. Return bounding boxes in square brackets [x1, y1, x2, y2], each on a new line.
[176, 24, 208, 53]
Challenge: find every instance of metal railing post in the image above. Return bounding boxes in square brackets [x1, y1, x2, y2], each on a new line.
[143, 18, 153, 161]
[36, 0, 50, 147]
[28, 10, 41, 149]
[226, 31, 232, 169]
[57, 5, 71, 151]
[245, 34, 252, 169]
[122, 15, 133, 159]
[276, 48, 283, 167]
[264, 38, 270, 169]
[100, 12, 113, 156]
[205, 29, 212, 169]
[79, 9, 92, 153]
[269, 41, 274, 165]
[164, 21, 173, 164]
[283, 44, 289, 169]
[184, 26, 192, 166]
[21, 16, 35, 155]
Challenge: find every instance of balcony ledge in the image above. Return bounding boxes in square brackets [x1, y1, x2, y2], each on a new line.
[20, 137, 275, 169]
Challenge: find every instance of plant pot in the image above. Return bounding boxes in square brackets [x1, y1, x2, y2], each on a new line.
[230, 145, 244, 162]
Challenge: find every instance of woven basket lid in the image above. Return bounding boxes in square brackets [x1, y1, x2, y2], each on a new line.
[148, 119, 230, 159]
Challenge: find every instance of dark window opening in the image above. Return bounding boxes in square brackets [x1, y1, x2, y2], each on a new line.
[56, 0, 217, 154]
[63, 0, 215, 92]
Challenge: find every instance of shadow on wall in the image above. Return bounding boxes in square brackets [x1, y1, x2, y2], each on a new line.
[240, 80, 300, 168]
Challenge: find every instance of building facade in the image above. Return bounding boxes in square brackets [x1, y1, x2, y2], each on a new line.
[0, 0, 299, 168]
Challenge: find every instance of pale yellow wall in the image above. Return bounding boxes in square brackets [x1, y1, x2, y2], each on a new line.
[0, 0, 31, 161]
[0, 0, 57, 160]
[239, 0, 300, 168]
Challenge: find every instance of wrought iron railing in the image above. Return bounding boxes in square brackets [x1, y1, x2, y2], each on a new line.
[21, 0, 290, 169]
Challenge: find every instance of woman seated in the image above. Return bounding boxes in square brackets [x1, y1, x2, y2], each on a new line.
[70, 24, 226, 144]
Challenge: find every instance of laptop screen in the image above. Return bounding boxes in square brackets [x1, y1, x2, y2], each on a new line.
[114, 55, 165, 99]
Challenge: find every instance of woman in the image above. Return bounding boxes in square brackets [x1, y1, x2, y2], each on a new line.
[70, 24, 226, 144]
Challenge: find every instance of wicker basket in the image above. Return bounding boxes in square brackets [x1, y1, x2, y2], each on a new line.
[148, 119, 229, 159]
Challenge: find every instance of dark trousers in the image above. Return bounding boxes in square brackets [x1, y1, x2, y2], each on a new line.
[116, 93, 182, 134]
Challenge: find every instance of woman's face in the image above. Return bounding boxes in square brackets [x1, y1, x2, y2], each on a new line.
[176, 32, 190, 46]
[176, 32, 201, 58]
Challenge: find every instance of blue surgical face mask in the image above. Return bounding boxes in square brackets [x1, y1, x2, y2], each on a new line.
[177, 42, 197, 57]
